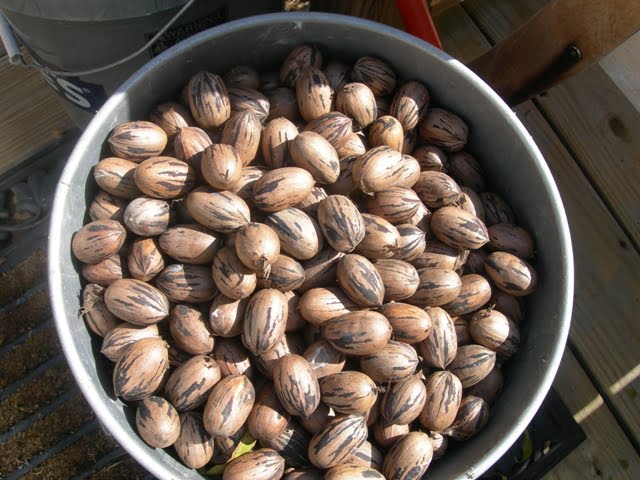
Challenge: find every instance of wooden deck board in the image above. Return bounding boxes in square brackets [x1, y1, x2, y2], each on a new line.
[0, 54, 74, 176]
[315, 0, 405, 29]
[600, 31, 640, 111]
[546, 349, 640, 479]
[464, 0, 640, 249]
[516, 99, 640, 449]
[432, 5, 488, 63]
[436, 2, 640, 471]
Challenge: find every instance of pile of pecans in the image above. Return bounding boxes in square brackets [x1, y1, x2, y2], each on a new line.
[73, 44, 538, 479]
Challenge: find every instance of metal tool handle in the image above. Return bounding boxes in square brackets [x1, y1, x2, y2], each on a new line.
[0, 11, 22, 64]
[0, 0, 197, 77]
[395, 0, 442, 49]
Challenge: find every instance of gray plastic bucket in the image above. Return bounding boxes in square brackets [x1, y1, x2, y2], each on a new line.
[48, 12, 574, 480]
[0, 0, 282, 126]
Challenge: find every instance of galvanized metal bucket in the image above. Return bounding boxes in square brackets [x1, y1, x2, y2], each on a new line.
[0, 0, 281, 126]
[48, 12, 574, 480]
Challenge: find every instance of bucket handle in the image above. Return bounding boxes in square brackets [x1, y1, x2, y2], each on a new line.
[0, 0, 197, 77]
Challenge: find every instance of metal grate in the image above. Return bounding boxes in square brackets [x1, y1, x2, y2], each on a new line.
[0, 139, 150, 479]
[480, 388, 586, 479]
[0, 140, 584, 480]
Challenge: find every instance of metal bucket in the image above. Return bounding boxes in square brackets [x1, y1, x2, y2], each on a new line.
[48, 12, 574, 480]
[0, 0, 281, 127]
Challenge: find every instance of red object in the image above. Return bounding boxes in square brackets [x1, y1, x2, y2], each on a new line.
[395, 0, 443, 49]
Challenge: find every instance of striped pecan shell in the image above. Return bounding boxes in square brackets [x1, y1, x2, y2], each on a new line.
[203, 375, 255, 437]
[105, 278, 169, 325]
[135, 396, 180, 448]
[112, 337, 168, 401]
[71, 219, 126, 264]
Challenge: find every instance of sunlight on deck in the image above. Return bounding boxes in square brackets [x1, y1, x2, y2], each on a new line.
[610, 363, 640, 395]
[574, 395, 604, 424]
[574, 363, 640, 424]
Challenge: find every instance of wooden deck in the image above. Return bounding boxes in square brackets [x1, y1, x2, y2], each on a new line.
[0, 0, 638, 478]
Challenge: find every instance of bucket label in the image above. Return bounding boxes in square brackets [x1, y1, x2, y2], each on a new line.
[40, 71, 108, 113]
[145, 6, 230, 57]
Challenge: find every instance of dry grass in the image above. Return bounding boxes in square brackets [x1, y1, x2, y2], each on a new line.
[90, 455, 149, 480]
[22, 429, 119, 480]
[0, 394, 94, 476]
[0, 249, 46, 305]
[0, 363, 75, 433]
[0, 288, 51, 346]
[0, 327, 60, 390]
